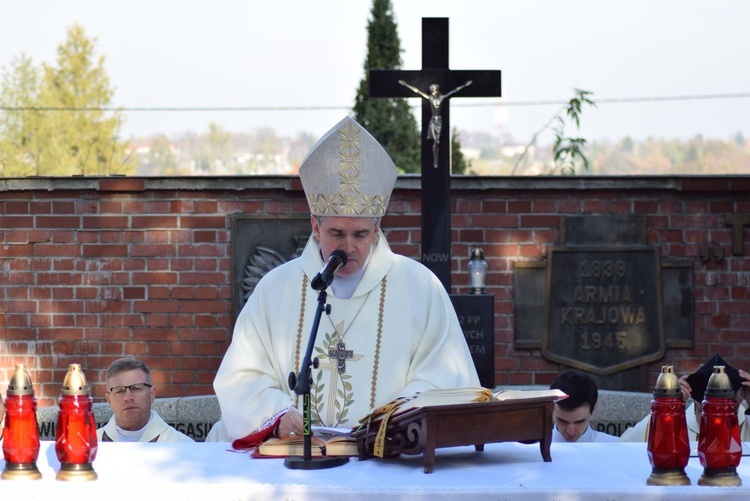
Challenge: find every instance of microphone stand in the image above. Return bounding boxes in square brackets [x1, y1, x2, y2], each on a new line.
[284, 286, 349, 470]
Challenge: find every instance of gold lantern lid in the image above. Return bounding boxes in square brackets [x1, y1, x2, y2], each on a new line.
[704, 366, 735, 399]
[7, 364, 35, 396]
[60, 363, 90, 396]
[653, 365, 682, 398]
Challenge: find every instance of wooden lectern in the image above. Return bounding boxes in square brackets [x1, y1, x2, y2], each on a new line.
[354, 398, 554, 473]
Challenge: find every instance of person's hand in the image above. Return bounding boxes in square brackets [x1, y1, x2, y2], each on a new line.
[276, 409, 304, 438]
[738, 369, 750, 406]
[678, 375, 692, 401]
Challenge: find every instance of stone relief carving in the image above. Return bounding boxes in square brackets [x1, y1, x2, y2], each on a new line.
[240, 234, 308, 308]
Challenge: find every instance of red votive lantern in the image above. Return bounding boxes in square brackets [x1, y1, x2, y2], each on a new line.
[646, 365, 690, 485]
[1, 364, 42, 480]
[697, 365, 742, 487]
[54, 364, 98, 481]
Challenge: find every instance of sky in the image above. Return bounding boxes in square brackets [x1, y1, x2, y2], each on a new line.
[1, 0, 749, 145]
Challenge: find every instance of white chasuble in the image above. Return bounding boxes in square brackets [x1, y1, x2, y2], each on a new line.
[212, 232, 480, 442]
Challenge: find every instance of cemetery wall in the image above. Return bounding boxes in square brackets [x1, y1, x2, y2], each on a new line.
[1, 175, 749, 407]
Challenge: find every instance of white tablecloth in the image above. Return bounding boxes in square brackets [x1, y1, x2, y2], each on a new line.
[1, 440, 749, 500]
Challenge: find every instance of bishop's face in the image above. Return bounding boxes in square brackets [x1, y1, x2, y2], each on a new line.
[311, 215, 379, 278]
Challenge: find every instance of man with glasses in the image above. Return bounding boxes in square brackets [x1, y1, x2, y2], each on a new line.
[97, 357, 194, 443]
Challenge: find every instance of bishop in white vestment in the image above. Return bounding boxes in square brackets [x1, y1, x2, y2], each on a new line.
[210, 117, 480, 444]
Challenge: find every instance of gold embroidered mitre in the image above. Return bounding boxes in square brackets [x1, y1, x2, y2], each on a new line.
[299, 116, 397, 217]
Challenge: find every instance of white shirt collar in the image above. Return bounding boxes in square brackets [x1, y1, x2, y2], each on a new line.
[115, 410, 154, 442]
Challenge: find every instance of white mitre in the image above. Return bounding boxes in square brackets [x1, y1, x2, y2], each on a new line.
[299, 116, 397, 218]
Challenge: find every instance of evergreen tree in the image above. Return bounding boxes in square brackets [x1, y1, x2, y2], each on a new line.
[451, 127, 470, 174]
[353, 0, 420, 173]
[0, 23, 134, 176]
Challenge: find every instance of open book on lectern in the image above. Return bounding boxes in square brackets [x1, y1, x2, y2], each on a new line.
[410, 387, 567, 407]
[358, 386, 568, 427]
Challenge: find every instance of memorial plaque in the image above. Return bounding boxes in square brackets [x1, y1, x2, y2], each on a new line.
[450, 294, 495, 388]
[231, 215, 311, 321]
[542, 247, 665, 376]
[513, 262, 546, 349]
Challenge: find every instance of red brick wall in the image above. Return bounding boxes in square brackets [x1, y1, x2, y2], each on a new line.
[1, 176, 749, 406]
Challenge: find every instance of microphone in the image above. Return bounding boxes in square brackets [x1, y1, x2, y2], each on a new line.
[311, 250, 347, 291]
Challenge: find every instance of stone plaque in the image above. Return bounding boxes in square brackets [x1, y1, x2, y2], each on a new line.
[542, 247, 665, 375]
[231, 215, 311, 321]
[561, 215, 647, 247]
[513, 262, 546, 349]
[450, 294, 495, 388]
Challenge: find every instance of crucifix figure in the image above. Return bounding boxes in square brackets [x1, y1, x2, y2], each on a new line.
[368, 17, 502, 290]
[398, 80, 473, 169]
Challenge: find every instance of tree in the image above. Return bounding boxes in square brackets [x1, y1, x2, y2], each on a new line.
[136, 134, 180, 176]
[451, 127, 470, 174]
[0, 23, 134, 176]
[0, 55, 42, 176]
[353, 0, 420, 173]
[550, 89, 596, 174]
[512, 89, 596, 175]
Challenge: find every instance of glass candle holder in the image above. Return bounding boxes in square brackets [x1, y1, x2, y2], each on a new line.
[55, 364, 98, 481]
[646, 365, 690, 485]
[1, 364, 42, 480]
[697, 366, 742, 487]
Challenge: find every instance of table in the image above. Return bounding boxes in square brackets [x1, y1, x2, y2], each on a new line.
[1, 440, 749, 500]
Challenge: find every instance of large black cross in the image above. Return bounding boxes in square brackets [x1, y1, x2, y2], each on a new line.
[369, 18, 501, 291]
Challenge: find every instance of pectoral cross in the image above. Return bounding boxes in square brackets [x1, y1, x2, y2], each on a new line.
[329, 341, 354, 374]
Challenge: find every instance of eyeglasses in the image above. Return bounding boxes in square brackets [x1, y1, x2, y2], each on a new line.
[107, 383, 152, 397]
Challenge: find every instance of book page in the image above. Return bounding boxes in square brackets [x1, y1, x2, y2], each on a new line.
[257, 436, 324, 457]
[311, 425, 356, 436]
[493, 388, 568, 402]
[255, 427, 357, 457]
[407, 387, 494, 408]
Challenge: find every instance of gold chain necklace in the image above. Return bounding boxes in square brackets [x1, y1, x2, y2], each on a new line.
[327, 290, 372, 344]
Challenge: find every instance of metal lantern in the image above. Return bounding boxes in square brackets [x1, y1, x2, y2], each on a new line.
[467, 246, 487, 294]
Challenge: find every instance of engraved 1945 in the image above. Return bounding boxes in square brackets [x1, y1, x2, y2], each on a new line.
[560, 259, 647, 353]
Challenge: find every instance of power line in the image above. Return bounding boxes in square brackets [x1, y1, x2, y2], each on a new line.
[0, 105, 344, 112]
[482, 92, 750, 107]
[1, 92, 749, 112]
